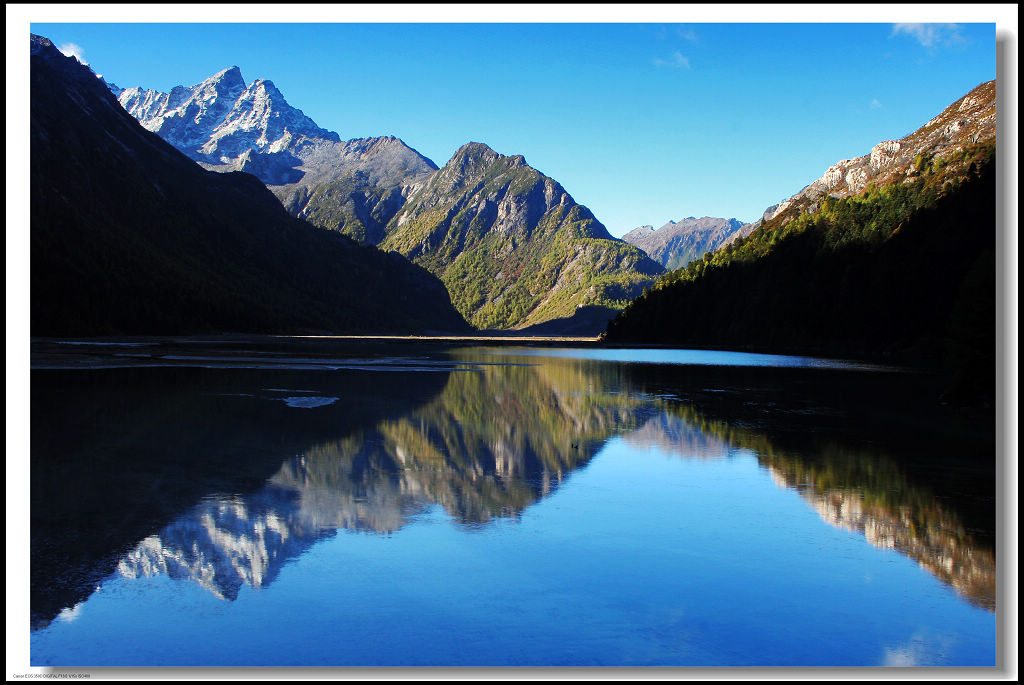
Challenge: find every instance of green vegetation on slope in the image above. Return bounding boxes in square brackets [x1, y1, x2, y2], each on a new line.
[381, 145, 663, 330]
[283, 176, 403, 245]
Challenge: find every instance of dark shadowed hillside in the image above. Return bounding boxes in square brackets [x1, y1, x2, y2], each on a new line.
[30, 35, 469, 336]
[605, 147, 995, 403]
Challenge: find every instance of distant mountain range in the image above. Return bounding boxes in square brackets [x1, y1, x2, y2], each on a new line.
[40, 37, 997, 349]
[30, 35, 468, 336]
[108, 66, 663, 332]
[622, 217, 756, 270]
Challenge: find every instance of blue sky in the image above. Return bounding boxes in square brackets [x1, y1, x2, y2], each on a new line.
[25, 16, 999, 235]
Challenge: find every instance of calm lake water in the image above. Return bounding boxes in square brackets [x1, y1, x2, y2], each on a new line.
[28, 337, 996, 667]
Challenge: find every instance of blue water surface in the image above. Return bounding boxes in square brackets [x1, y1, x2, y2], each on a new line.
[29, 341, 995, 668]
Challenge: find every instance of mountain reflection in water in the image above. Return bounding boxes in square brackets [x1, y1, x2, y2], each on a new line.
[30, 346, 454, 629]
[646, 403, 995, 611]
[90, 348, 995, 615]
[112, 358, 656, 600]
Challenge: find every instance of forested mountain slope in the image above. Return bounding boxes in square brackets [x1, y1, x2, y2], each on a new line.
[605, 143, 994, 398]
[381, 142, 664, 331]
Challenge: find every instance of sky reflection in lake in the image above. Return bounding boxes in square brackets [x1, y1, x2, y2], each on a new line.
[489, 345, 899, 370]
[29, 339, 995, 667]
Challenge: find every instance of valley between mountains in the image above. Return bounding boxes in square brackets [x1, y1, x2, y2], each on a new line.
[31, 32, 997, 390]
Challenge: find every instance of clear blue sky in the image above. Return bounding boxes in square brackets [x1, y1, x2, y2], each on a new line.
[26, 15, 999, 236]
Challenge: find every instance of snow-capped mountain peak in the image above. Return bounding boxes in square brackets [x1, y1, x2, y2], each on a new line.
[114, 66, 339, 173]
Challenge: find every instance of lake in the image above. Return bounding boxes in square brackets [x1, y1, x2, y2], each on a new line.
[27, 337, 996, 668]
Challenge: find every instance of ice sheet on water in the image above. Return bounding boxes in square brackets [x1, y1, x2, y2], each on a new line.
[57, 341, 148, 346]
[281, 396, 339, 409]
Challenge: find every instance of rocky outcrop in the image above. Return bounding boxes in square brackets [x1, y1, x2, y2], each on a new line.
[759, 80, 996, 225]
[622, 217, 756, 270]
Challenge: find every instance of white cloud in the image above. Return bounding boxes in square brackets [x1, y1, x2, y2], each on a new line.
[891, 23, 965, 49]
[57, 42, 88, 64]
[653, 51, 691, 70]
[677, 27, 698, 42]
[870, 99, 882, 109]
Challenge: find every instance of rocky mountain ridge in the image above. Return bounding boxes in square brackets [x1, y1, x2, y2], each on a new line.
[270, 135, 439, 245]
[622, 216, 756, 270]
[118, 66, 339, 181]
[758, 80, 996, 226]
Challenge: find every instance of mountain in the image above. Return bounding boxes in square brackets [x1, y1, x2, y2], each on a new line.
[622, 217, 756, 270]
[117, 66, 339, 180]
[115, 67, 438, 242]
[270, 135, 439, 245]
[379, 142, 665, 331]
[605, 80, 996, 399]
[97, 75, 122, 96]
[110, 69, 664, 333]
[30, 34, 469, 336]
